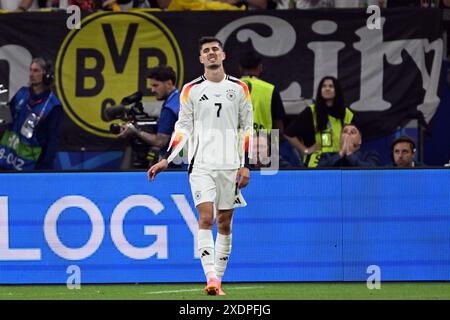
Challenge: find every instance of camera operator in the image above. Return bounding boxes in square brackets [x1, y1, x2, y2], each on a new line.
[0, 57, 63, 171]
[117, 66, 180, 167]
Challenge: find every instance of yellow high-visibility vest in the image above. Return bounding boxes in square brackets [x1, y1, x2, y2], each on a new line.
[304, 104, 353, 167]
[240, 76, 274, 133]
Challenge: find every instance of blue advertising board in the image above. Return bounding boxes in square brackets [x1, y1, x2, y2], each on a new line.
[0, 169, 449, 284]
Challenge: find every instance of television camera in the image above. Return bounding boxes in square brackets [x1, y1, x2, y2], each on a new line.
[103, 92, 159, 168]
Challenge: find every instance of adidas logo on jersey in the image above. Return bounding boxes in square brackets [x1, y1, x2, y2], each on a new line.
[199, 94, 209, 101]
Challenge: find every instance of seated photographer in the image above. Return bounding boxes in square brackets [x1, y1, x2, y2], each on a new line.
[317, 124, 380, 168]
[117, 65, 180, 166]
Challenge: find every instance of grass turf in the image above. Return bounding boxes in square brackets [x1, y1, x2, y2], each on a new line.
[0, 282, 449, 300]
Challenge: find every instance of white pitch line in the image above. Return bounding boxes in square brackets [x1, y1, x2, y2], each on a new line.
[143, 286, 266, 295]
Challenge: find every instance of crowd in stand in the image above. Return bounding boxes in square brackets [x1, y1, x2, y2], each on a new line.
[0, 0, 448, 171]
[0, 0, 449, 11]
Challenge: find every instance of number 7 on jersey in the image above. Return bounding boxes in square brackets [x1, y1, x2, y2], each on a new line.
[215, 103, 222, 117]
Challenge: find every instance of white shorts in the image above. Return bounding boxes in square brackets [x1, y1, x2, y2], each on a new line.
[189, 167, 247, 210]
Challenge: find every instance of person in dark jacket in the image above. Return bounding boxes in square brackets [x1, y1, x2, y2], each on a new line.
[318, 124, 380, 167]
[390, 135, 425, 167]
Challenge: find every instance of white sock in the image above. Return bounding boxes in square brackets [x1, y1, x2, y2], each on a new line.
[198, 229, 216, 280]
[215, 233, 232, 282]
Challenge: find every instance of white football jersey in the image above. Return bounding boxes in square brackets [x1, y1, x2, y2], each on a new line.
[167, 74, 253, 170]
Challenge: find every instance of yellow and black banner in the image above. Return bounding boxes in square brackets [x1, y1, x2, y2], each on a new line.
[0, 8, 444, 150]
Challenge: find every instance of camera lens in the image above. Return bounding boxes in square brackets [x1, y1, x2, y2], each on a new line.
[110, 123, 121, 134]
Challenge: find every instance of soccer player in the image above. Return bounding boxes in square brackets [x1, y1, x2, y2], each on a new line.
[148, 36, 253, 296]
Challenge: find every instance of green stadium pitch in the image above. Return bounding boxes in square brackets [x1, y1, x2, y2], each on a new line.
[0, 282, 449, 300]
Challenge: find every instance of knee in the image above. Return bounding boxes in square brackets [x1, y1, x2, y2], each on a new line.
[199, 216, 214, 229]
[218, 224, 231, 235]
[217, 217, 232, 234]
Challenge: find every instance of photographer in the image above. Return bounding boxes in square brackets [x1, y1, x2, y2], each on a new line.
[117, 66, 180, 167]
[0, 57, 63, 171]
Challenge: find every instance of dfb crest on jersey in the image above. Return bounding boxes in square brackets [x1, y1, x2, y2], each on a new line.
[226, 89, 236, 101]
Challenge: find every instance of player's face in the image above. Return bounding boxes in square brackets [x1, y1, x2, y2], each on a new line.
[29, 62, 45, 86]
[199, 41, 225, 69]
[150, 78, 171, 100]
[393, 142, 415, 167]
[321, 79, 335, 102]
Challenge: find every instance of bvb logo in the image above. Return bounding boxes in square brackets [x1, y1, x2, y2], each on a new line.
[56, 11, 183, 137]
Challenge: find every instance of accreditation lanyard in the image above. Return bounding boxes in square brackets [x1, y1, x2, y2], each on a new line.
[26, 91, 53, 126]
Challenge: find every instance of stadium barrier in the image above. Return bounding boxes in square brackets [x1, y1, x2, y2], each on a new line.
[0, 169, 449, 284]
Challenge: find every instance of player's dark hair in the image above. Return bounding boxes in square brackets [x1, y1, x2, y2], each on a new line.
[315, 76, 346, 132]
[198, 36, 223, 53]
[391, 135, 416, 153]
[239, 50, 262, 70]
[148, 65, 176, 84]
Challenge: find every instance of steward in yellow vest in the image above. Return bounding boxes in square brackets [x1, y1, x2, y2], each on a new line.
[307, 103, 353, 167]
[285, 76, 354, 167]
[239, 50, 286, 134]
[239, 50, 289, 167]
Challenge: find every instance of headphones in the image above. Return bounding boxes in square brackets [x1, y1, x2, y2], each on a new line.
[33, 57, 54, 86]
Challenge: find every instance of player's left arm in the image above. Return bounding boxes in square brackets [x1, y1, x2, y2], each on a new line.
[237, 82, 254, 188]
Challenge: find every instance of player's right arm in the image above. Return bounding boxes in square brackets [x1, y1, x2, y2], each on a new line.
[147, 83, 195, 181]
[237, 80, 253, 189]
[148, 159, 168, 181]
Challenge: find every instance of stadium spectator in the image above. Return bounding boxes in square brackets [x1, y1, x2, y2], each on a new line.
[385, 0, 438, 7]
[148, 36, 253, 296]
[390, 135, 425, 167]
[317, 124, 380, 167]
[0, 0, 39, 11]
[0, 58, 63, 171]
[215, 0, 270, 9]
[284, 76, 354, 167]
[275, 0, 333, 9]
[275, 0, 386, 8]
[117, 65, 181, 168]
[334, 0, 385, 8]
[48, 0, 136, 11]
[156, 0, 271, 10]
[251, 132, 293, 168]
[164, 0, 245, 10]
[419, 0, 439, 7]
[52, 0, 103, 10]
[154, 0, 170, 8]
[252, 133, 271, 168]
[100, 0, 153, 10]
